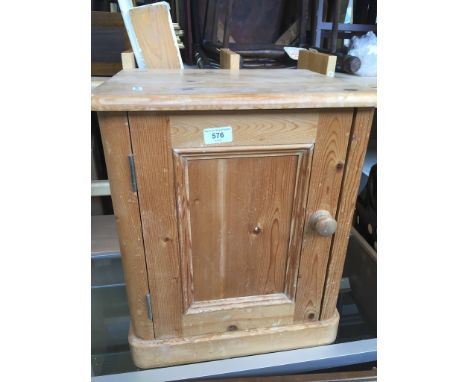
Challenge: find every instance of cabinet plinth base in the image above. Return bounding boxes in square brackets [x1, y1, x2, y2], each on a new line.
[129, 309, 339, 368]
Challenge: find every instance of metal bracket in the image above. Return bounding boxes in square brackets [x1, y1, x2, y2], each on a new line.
[128, 154, 138, 192]
[145, 293, 153, 321]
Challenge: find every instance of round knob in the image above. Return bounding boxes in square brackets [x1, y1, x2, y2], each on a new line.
[309, 210, 337, 237]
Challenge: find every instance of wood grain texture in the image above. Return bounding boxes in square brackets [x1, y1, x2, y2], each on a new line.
[220, 49, 240, 70]
[129, 309, 339, 368]
[91, 69, 377, 111]
[174, 145, 312, 155]
[128, 112, 183, 338]
[186, 293, 291, 313]
[283, 145, 314, 299]
[320, 108, 375, 320]
[334, 72, 377, 87]
[170, 111, 318, 148]
[183, 294, 294, 336]
[294, 110, 354, 323]
[129, 3, 183, 69]
[97, 112, 154, 339]
[174, 146, 312, 305]
[298, 50, 337, 77]
[190, 154, 294, 300]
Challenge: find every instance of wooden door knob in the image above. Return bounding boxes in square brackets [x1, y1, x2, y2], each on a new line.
[309, 210, 337, 237]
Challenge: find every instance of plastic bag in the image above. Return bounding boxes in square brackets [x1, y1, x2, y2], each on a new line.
[348, 31, 377, 77]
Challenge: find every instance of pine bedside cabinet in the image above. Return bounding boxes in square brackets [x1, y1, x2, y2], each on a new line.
[91, 69, 377, 368]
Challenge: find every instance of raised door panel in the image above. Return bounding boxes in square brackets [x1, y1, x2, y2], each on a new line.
[173, 144, 313, 336]
[188, 154, 297, 300]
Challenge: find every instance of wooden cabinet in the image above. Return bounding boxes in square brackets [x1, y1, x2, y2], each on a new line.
[93, 69, 376, 368]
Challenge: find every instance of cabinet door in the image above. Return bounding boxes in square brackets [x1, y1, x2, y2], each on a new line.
[173, 144, 313, 336]
[128, 110, 353, 338]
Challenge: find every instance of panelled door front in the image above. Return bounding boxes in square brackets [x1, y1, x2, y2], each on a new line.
[129, 109, 354, 339]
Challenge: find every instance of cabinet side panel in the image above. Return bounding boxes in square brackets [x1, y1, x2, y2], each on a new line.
[129, 112, 183, 338]
[97, 111, 155, 340]
[320, 108, 375, 320]
[294, 109, 354, 323]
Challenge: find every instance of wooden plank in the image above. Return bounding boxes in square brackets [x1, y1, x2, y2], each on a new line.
[183, 295, 294, 336]
[183, 304, 294, 336]
[320, 108, 375, 320]
[174, 145, 312, 156]
[128, 112, 183, 338]
[220, 49, 240, 70]
[118, 0, 146, 68]
[129, 3, 183, 69]
[129, 310, 339, 368]
[97, 112, 154, 340]
[121, 50, 136, 69]
[298, 50, 337, 77]
[170, 111, 318, 148]
[186, 293, 291, 312]
[172, 150, 192, 311]
[294, 110, 354, 322]
[283, 146, 314, 300]
[91, 69, 377, 111]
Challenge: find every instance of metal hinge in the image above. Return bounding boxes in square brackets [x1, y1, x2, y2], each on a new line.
[145, 293, 153, 321]
[128, 154, 138, 192]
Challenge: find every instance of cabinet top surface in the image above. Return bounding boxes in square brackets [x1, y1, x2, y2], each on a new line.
[91, 69, 377, 111]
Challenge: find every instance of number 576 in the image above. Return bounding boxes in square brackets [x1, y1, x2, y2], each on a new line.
[212, 132, 225, 139]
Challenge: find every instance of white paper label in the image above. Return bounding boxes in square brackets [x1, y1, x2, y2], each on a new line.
[203, 126, 233, 144]
[283, 46, 306, 60]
